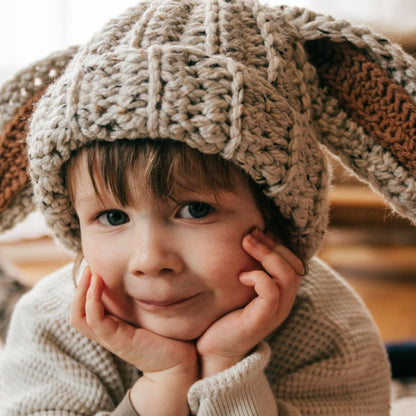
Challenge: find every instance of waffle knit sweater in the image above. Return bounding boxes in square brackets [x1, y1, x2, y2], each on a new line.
[0, 257, 390, 415]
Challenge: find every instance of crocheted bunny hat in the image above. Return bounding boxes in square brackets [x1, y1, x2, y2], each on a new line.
[1, 0, 416, 260]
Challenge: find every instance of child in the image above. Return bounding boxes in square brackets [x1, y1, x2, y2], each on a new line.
[1, 0, 416, 414]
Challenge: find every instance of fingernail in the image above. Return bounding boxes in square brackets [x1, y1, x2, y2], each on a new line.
[245, 233, 258, 246]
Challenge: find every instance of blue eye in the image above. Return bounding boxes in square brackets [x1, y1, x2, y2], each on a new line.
[97, 210, 129, 226]
[178, 202, 213, 219]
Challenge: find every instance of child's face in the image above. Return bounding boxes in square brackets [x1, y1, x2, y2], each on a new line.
[72, 156, 265, 341]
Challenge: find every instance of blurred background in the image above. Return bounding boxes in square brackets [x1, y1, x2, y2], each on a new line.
[0, 0, 416, 344]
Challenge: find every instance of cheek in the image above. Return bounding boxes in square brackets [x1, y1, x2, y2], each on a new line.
[192, 229, 261, 286]
[206, 245, 259, 312]
[192, 215, 264, 305]
[210, 215, 264, 274]
[81, 236, 130, 318]
[81, 235, 124, 286]
[214, 244, 260, 280]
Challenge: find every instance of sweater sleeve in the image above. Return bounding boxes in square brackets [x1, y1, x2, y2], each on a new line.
[188, 342, 277, 416]
[0, 265, 138, 415]
[264, 257, 391, 415]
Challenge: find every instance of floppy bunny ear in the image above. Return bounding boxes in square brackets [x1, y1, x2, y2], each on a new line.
[0, 46, 78, 232]
[281, 6, 416, 223]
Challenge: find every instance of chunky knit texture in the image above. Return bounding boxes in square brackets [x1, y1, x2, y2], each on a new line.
[0, 46, 78, 231]
[0, 258, 391, 415]
[26, 0, 328, 259]
[0, 87, 44, 211]
[1, 0, 416, 259]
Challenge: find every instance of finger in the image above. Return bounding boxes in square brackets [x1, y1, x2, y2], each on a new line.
[241, 230, 302, 319]
[84, 275, 149, 364]
[242, 232, 302, 288]
[255, 228, 305, 275]
[240, 269, 297, 330]
[240, 269, 280, 302]
[70, 266, 91, 323]
[85, 274, 108, 331]
[238, 271, 281, 332]
[85, 275, 134, 344]
[70, 266, 101, 340]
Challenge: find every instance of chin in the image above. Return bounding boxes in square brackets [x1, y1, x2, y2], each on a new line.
[150, 322, 209, 342]
[160, 328, 204, 342]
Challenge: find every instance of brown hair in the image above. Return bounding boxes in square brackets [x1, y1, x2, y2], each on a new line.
[64, 139, 302, 267]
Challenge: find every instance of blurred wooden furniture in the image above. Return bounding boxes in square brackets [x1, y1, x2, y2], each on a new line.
[321, 157, 416, 278]
[318, 157, 416, 342]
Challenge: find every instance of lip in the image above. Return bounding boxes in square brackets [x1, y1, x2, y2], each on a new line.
[134, 293, 201, 310]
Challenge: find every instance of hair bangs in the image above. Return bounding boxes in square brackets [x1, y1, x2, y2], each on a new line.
[66, 139, 237, 207]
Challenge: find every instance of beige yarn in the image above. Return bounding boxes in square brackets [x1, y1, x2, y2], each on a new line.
[0, 46, 78, 232]
[28, 0, 329, 259]
[1, 0, 416, 260]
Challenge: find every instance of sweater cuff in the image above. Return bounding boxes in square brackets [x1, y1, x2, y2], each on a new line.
[187, 342, 277, 415]
[112, 391, 139, 416]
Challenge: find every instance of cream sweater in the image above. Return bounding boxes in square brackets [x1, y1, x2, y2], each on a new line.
[0, 257, 391, 415]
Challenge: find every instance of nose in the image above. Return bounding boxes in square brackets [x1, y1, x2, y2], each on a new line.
[129, 222, 183, 278]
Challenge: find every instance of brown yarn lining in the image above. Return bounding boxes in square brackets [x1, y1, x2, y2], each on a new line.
[306, 39, 416, 176]
[0, 86, 47, 212]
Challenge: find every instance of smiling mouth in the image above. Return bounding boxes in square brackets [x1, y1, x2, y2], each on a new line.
[134, 293, 201, 310]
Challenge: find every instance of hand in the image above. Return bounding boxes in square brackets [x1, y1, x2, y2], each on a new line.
[196, 228, 304, 377]
[70, 267, 198, 415]
[70, 266, 197, 374]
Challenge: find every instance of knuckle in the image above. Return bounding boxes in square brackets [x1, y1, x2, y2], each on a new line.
[266, 254, 286, 273]
[85, 312, 98, 330]
[267, 282, 281, 300]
